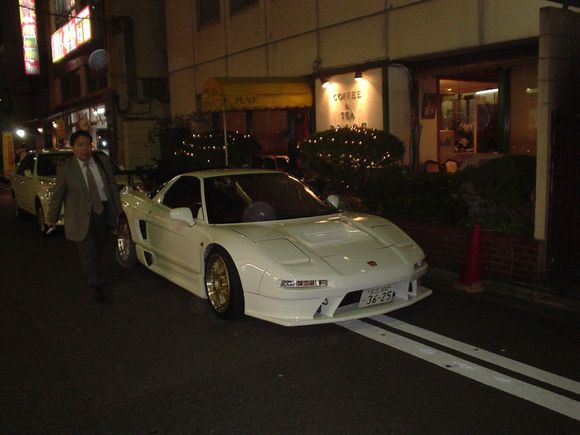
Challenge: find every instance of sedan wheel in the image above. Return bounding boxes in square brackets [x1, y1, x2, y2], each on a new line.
[116, 215, 137, 268]
[36, 203, 47, 234]
[205, 247, 244, 319]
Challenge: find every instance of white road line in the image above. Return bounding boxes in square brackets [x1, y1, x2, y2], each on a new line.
[371, 315, 580, 396]
[339, 319, 580, 421]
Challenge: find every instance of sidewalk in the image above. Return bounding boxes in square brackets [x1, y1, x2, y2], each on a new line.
[423, 267, 580, 325]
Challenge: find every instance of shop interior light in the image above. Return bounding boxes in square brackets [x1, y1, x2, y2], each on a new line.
[354, 70, 363, 81]
[16, 129, 26, 138]
[475, 88, 499, 95]
[52, 121, 58, 128]
[37, 127, 43, 133]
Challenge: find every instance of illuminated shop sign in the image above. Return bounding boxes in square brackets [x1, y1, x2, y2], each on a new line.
[315, 69, 383, 131]
[19, 0, 40, 75]
[51, 6, 92, 63]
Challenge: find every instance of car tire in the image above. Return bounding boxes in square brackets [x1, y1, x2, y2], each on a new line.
[35, 202, 48, 234]
[116, 214, 137, 268]
[204, 246, 244, 319]
[12, 191, 24, 220]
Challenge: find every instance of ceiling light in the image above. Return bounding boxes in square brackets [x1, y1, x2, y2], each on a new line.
[475, 88, 499, 95]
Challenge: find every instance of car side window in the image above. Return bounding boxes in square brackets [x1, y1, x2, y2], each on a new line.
[162, 176, 202, 217]
[37, 156, 56, 176]
[16, 155, 35, 176]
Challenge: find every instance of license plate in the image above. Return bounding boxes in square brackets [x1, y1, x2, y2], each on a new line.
[359, 285, 395, 308]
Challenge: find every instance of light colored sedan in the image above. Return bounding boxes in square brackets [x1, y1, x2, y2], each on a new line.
[11, 149, 127, 233]
[116, 169, 431, 326]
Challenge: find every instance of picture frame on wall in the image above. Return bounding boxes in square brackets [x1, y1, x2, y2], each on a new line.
[422, 93, 437, 119]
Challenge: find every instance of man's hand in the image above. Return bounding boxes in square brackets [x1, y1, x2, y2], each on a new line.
[45, 223, 57, 234]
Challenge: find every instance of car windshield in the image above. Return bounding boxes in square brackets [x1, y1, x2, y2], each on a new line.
[204, 172, 337, 224]
[36, 153, 74, 176]
[36, 151, 120, 176]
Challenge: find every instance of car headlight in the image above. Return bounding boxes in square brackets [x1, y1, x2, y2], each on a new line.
[281, 279, 328, 288]
[43, 188, 54, 201]
[414, 258, 428, 270]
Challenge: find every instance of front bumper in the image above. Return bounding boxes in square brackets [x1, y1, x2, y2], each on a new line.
[244, 280, 432, 327]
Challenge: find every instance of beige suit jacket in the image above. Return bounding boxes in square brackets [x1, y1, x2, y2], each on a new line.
[47, 154, 122, 242]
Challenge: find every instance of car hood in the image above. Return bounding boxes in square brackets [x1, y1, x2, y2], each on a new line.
[231, 213, 417, 270]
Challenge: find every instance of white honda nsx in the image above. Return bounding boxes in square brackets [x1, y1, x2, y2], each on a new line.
[116, 169, 431, 326]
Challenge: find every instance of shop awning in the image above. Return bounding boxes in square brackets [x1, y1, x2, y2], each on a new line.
[201, 76, 312, 112]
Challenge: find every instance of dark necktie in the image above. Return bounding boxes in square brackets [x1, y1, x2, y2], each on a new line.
[84, 162, 104, 215]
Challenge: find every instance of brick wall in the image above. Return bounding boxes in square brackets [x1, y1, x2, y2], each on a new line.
[391, 219, 541, 287]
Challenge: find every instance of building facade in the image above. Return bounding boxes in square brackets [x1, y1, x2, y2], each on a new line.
[5, 0, 170, 170]
[165, 0, 580, 275]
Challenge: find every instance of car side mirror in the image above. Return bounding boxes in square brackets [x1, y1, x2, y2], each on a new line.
[327, 194, 340, 208]
[169, 207, 195, 226]
[24, 169, 33, 177]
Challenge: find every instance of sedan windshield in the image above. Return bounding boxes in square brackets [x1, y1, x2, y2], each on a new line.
[37, 153, 73, 176]
[36, 151, 120, 176]
[204, 173, 337, 224]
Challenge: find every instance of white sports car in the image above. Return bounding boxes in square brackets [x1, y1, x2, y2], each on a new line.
[116, 169, 431, 326]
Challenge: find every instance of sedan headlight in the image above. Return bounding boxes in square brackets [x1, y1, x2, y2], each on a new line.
[281, 279, 328, 289]
[43, 188, 54, 201]
[414, 258, 428, 270]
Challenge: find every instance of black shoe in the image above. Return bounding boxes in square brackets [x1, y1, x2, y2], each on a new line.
[93, 287, 106, 302]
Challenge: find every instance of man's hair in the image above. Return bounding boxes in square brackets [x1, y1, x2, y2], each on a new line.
[70, 130, 92, 147]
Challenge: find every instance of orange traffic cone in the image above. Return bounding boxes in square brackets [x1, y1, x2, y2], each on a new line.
[457, 224, 484, 293]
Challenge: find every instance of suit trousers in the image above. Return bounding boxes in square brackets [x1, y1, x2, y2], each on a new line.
[77, 203, 109, 288]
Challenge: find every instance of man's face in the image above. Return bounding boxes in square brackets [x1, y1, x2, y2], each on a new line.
[72, 135, 93, 162]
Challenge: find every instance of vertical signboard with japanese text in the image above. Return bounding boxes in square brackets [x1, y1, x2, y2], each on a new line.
[19, 0, 40, 75]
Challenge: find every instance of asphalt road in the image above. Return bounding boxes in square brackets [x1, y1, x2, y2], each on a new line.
[1, 184, 579, 434]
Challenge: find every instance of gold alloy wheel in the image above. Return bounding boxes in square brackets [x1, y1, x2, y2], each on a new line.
[117, 221, 131, 262]
[206, 255, 231, 313]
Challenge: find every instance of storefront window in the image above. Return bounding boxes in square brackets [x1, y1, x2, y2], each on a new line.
[60, 69, 81, 101]
[438, 79, 499, 163]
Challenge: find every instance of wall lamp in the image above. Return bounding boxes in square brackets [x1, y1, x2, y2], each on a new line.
[354, 70, 363, 81]
[320, 76, 330, 88]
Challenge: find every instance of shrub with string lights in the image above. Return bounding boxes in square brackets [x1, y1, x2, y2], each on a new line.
[298, 126, 405, 198]
[173, 130, 260, 168]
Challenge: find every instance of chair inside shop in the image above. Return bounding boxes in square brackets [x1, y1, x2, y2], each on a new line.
[442, 159, 459, 173]
[423, 160, 441, 173]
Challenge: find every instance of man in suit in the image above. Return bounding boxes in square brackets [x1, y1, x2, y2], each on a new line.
[46, 130, 122, 302]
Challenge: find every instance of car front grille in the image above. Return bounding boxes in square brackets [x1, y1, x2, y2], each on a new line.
[337, 290, 362, 308]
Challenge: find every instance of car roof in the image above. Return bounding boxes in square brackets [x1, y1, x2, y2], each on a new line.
[181, 168, 281, 178]
[31, 149, 109, 155]
[26, 149, 73, 155]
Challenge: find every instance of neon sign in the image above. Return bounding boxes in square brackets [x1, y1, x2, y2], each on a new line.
[51, 6, 92, 63]
[19, 0, 40, 75]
